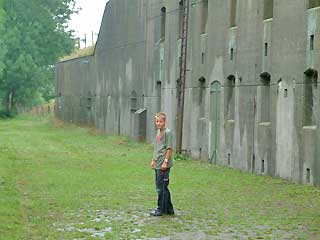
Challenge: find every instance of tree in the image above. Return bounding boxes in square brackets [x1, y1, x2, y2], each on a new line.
[0, 0, 6, 81]
[0, 0, 76, 113]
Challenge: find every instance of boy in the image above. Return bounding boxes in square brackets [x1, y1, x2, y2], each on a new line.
[150, 112, 174, 216]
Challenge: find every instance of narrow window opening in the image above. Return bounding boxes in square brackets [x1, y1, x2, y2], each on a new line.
[131, 91, 137, 112]
[199, 77, 206, 117]
[201, 52, 205, 64]
[156, 81, 162, 112]
[259, 72, 271, 122]
[264, 43, 268, 56]
[261, 160, 265, 173]
[199, 77, 206, 104]
[87, 91, 92, 110]
[160, 7, 166, 42]
[227, 153, 231, 165]
[230, 48, 234, 61]
[87, 97, 92, 109]
[200, 0, 208, 34]
[284, 89, 288, 98]
[230, 0, 237, 27]
[306, 168, 311, 183]
[263, 0, 274, 20]
[303, 68, 318, 126]
[226, 75, 235, 120]
[310, 35, 314, 51]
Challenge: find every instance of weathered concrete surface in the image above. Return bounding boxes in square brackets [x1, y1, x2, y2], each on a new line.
[56, 0, 320, 185]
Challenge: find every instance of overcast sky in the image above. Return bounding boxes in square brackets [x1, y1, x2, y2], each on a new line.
[68, 0, 109, 48]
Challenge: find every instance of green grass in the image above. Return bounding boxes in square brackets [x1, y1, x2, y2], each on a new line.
[60, 45, 95, 62]
[0, 115, 319, 239]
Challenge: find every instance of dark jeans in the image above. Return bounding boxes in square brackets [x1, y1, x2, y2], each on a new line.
[155, 168, 174, 214]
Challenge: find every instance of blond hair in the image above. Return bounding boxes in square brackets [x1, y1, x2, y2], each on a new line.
[155, 112, 166, 121]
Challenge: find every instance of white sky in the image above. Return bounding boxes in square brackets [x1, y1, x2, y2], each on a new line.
[68, 0, 109, 48]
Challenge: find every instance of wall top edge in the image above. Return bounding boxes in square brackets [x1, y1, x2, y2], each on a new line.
[57, 54, 94, 64]
[307, 6, 320, 12]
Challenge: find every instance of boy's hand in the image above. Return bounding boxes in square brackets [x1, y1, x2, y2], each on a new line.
[161, 161, 167, 172]
[150, 159, 155, 169]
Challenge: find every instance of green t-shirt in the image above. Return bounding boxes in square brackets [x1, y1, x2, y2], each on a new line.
[153, 128, 173, 170]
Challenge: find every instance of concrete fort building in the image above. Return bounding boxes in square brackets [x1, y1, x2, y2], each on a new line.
[55, 0, 320, 185]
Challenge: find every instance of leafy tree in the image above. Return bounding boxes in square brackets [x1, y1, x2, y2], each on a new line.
[0, 0, 7, 111]
[0, 0, 6, 83]
[0, 0, 76, 113]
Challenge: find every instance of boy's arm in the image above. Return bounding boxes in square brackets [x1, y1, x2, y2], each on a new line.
[162, 148, 172, 171]
[162, 129, 173, 170]
[151, 159, 155, 169]
[165, 148, 172, 162]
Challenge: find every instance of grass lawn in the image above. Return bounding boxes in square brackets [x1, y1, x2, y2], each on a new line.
[0, 115, 319, 239]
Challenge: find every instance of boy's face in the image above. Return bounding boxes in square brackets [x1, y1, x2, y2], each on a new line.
[155, 116, 166, 130]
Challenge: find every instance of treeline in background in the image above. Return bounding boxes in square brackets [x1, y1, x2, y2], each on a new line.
[0, 0, 78, 117]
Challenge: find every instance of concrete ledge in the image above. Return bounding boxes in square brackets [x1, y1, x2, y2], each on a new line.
[263, 18, 273, 23]
[258, 121, 271, 127]
[302, 125, 317, 130]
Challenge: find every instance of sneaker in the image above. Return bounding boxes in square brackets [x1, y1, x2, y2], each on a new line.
[150, 209, 163, 216]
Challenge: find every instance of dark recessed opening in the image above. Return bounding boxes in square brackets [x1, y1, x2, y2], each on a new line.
[199, 77, 206, 114]
[260, 72, 271, 85]
[160, 7, 166, 42]
[227, 74, 236, 86]
[131, 91, 137, 112]
[264, 42, 268, 56]
[261, 160, 265, 173]
[201, 52, 205, 64]
[304, 68, 318, 80]
[199, 76, 206, 83]
[310, 35, 314, 50]
[227, 153, 231, 165]
[306, 168, 311, 183]
[284, 89, 288, 97]
[303, 68, 318, 126]
[230, 48, 234, 61]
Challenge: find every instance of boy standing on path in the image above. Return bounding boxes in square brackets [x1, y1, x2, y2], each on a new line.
[150, 112, 175, 217]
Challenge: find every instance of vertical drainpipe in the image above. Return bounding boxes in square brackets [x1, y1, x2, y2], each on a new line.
[176, 0, 190, 154]
[252, 96, 256, 173]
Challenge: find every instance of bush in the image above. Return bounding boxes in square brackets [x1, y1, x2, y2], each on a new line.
[0, 110, 17, 119]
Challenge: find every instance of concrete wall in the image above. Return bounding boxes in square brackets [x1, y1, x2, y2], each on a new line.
[56, 0, 320, 185]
